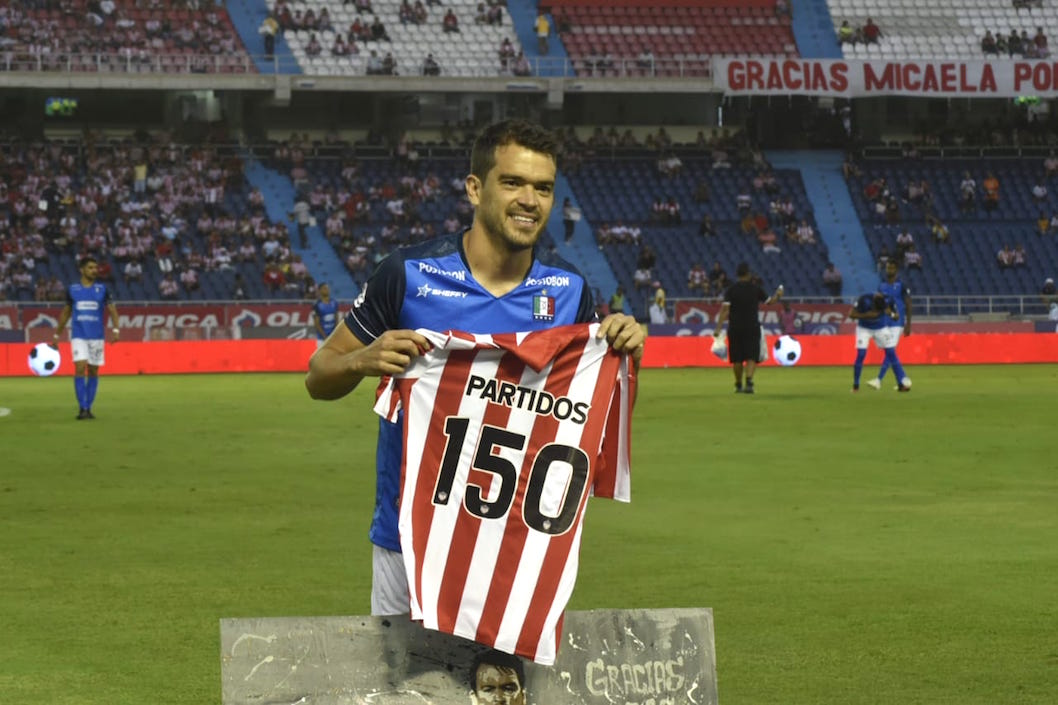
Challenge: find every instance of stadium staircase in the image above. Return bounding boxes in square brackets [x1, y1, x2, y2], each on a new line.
[767, 150, 876, 296]
[506, 0, 571, 77]
[548, 175, 623, 312]
[790, 0, 842, 58]
[241, 154, 358, 300]
[225, 0, 301, 73]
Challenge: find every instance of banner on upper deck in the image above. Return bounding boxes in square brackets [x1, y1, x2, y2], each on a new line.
[713, 58, 1058, 98]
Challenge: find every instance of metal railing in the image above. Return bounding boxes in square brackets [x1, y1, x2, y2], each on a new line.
[0, 51, 713, 78]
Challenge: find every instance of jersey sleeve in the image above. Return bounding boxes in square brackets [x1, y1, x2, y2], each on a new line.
[575, 280, 597, 323]
[344, 250, 407, 343]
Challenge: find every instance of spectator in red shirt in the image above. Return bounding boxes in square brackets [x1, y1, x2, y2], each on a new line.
[263, 263, 286, 292]
[442, 9, 459, 32]
[862, 18, 881, 44]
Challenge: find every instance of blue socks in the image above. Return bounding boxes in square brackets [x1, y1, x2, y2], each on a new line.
[74, 377, 87, 409]
[86, 376, 99, 408]
[74, 376, 100, 409]
[883, 348, 907, 383]
[853, 349, 867, 386]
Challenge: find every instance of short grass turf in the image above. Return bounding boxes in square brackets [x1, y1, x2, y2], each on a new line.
[1, 365, 1056, 704]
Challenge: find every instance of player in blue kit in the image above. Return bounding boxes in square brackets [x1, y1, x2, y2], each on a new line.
[312, 283, 340, 349]
[849, 292, 895, 392]
[305, 119, 645, 616]
[53, 256, 120, 419]
[869, 260, 912, 391]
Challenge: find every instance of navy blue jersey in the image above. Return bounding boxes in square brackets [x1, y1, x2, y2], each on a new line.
[854, 293, 889, 331]
[313, 299, 340, 339]
[344, 232, 597, 551]
[66, 282, 112, 340]
[878, 278, 909, 327]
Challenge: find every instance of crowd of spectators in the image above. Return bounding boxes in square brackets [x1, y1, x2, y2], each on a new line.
[267, 131, 469, 286]
[0, 130, 316, 303]
[981, 27, 1050, 59]
[0, 0, 248, 72]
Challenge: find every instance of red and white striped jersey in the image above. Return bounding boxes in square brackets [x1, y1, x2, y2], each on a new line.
[374, 323, 635, 665]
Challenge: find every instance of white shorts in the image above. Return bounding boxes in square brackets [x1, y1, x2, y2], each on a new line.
[855, 326, 889, 350]
[371, 544, 409, 616]
[71, 338, 105, 366]
[880, 326, 902, 349]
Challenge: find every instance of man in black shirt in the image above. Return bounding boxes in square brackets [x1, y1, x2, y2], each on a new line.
[713, 262, 783, 394]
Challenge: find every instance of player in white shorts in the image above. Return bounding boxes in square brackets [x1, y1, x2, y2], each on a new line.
[53, 256, 120, 419]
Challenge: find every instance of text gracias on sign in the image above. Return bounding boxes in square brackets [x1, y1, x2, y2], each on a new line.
[725, 58, 1058, 94]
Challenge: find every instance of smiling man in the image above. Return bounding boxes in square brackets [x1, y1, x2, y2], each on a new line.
[305, 119, 645, 617]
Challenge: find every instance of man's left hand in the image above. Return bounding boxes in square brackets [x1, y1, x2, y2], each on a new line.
[596, 313, 645, 364]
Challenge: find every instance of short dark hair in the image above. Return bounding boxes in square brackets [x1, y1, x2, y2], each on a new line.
[469, 649, 525, 691]
[470, 119, 559, 180]
[78, 255, 98, 269]
[736, 262, 750, 277]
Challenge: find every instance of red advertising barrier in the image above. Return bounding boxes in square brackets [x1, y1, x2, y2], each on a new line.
[641, 333, 1058, 368]
[3, 334, 1056, 376]
[3, 340, 318, 377]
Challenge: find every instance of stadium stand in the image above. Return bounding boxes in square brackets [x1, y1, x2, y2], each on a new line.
[562, 126, 830, 316]
[0, 0, 253, 73]
[554, 1, 796, 78]
[279, 0, 524, 76]
[0, 135, 315, 303]
[849, 156, 1058, 301]
[833, 0, 1058, 60]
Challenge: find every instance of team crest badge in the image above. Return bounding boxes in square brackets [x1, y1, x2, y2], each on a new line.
[532, 295, 555, 321]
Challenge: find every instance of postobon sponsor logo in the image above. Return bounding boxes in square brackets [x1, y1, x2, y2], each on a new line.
[418, 262, 466, 281]
[525, 275, 571, 287]
[465, 374, 589, 424]
[75, 301, 100, 311]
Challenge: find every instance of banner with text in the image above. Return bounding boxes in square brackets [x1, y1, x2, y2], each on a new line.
[7, 302, 331, 335]
[713, 58, 1058, 98]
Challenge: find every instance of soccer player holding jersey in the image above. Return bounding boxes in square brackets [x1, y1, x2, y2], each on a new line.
[305, 119, 645, 617]
[53, 255, 120, 419]
[869, 260, 912, 391]
[312, 283, 340, 348]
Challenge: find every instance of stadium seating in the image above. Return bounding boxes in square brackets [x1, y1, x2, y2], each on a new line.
[567, 156, 831, 315]
[849, 157, 1058, 299]
[556, 3, 797, 79]
[282, 0, 525, 77]
[0, 0, 253, 74]
[833, 0, 1058, 60]
[0, 138, 307, 303]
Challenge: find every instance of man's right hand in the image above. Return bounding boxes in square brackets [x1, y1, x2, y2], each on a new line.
[351, 329, 434, 377]
[306, 326, 433, 400]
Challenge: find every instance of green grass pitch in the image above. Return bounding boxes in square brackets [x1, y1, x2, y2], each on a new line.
[2, 365, 1056, 704]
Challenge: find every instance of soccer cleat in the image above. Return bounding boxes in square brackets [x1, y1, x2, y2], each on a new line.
[896, 384, 911, 392]
[866, 378, 882, 390]
[86, 409, 96, 419]
[734, 384, 743, 393]
[744, 382, 755, 394]
[852, 385, 859, 392]
[77, 408, 88, 420]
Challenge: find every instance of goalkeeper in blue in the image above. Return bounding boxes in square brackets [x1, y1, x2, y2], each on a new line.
[849, 292, 908, 392]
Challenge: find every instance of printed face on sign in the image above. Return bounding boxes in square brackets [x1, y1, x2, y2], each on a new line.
[471, 664, 526, 705]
